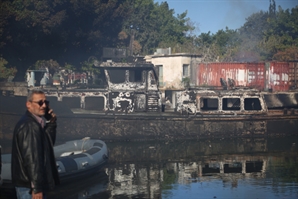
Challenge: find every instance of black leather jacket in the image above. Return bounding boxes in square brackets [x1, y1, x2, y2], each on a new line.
[11, 111, 60, 193]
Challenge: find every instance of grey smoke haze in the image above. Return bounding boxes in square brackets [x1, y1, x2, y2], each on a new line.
[222, 0, 259, 30]
[155, 0, 297, 33]
[222, 0, 297, 31]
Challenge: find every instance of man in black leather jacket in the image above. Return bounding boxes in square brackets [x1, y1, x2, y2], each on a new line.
[11, 90, 60, 199]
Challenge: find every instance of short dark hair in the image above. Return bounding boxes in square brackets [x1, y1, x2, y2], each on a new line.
[27, 90, 45, 101]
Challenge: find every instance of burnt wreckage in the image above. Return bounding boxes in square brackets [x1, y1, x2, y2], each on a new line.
[43, 62, 162, 114]
[1, 57, 298, 117]
[38, 62, 298, 118]
[0, 59, 298, 140]
[176, 89, 267, 115]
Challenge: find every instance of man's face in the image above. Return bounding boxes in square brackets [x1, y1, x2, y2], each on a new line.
[26, 93, 47, 116]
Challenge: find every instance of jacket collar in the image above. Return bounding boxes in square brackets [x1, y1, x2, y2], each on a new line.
[26, 110, 45, 128]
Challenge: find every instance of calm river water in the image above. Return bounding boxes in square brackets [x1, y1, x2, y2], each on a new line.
[1, 136, 297, 199]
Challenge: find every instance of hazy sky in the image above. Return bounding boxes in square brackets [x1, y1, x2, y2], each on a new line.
[155, 0, 298, 34]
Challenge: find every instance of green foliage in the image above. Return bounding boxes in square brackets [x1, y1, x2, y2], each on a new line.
[161, 169, 177, 190]
[0, 57, 17, 79]
[192, 4, 298, 62]
[273, 46, 298, 61]
[121, 0, 194, 54]
[80, 60, 100, 75]
[0, 0, 297, 81]
[63, 63, 75, 72]
[182, 77, 190, 88]
[237, 5, 298, 61]
[31, 59, 60, 77]
[0, 0, 129, 80]
[268, 156, 298, 183]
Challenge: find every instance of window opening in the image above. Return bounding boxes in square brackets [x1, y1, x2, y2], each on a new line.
[62, 97, 80, 108]
[202, 163, 220, 174]
[200, 98, 218, 111]
[85, 97, 105, 111]
[107, 69, 126, 83]
[246, 161, 263, 173]
[129, 69, 143, 82]
[244, 98, 262, 110]
[222, 98, 241, 111]
[183, 64, 189, 77]
[157, 65, 163, 86]
[224, 163, 242, 173]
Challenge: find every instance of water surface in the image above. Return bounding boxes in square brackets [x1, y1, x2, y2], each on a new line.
[1, 136, 297, 199]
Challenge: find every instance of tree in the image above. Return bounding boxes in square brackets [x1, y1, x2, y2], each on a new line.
[120, 0, 193, 55]
[0, 57, 17, 80]
[0, 0, 130, 80]
[237, 3, 298, 61]
[155, 3, 192, 51]
[273, 46, 298, 61]
[31, 59, 60, 77]
[259, 6, 298, 60]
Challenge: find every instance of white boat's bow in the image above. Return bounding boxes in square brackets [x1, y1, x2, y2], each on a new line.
[0, 138, 109, 185]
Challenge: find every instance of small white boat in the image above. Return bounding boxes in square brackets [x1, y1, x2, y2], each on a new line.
[55, 137, 109, 183]
[0, 137, 109, 185]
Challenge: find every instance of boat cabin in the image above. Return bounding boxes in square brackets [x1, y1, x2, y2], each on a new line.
[176, 90, 267, 115]
[43, 62, 161, 113]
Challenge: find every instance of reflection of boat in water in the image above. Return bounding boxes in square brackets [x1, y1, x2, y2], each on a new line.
[0, 138, 109, 186]
[104, 158, 267, 199]
[1, 137, 296, 199]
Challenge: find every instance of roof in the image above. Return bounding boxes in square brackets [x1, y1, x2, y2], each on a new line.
[146, 53, 203, 59]
[97, 61, 154, 68]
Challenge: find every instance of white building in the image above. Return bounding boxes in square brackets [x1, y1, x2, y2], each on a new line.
[145, 48, 202, 110]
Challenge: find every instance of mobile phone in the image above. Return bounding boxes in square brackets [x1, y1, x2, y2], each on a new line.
[44, 102, 52, 121]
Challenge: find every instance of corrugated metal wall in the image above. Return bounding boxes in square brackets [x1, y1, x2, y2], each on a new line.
[267, 62, 290, 91]
[197, 62, 297, 91]
[246, 63, 265, 90]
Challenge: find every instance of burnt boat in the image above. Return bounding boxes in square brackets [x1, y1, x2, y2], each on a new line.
[175, 89, 298, 116]
[0, 58, 298, 140]
[0, 138, 108, 186]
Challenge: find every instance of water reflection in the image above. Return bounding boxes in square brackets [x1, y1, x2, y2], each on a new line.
[48, 172, 110, 199]
[1, 137, 297, 199]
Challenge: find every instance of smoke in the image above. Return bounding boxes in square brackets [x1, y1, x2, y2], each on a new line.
[222, 0, 262, 30]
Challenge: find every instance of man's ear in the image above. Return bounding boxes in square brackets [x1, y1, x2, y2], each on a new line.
[26, 101, 31, 109]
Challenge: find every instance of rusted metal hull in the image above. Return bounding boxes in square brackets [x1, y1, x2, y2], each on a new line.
[1, 111, 297, 141]
[1, 88, 298, 141]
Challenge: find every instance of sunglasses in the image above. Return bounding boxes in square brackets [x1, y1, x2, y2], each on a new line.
[30, 100, 49, 107]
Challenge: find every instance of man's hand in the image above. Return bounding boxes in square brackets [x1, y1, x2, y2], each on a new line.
[46, 108, 57, 123]
[49, 110, 57, 123]
[32, 191, 43, 199]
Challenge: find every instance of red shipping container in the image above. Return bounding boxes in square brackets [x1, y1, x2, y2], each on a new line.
[196, 62, 295, 91]
[197, 62, 266, 90]
[266, 62, 290, 91]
